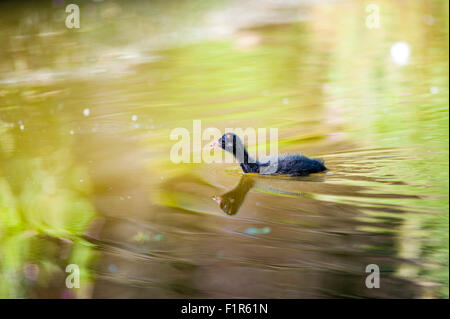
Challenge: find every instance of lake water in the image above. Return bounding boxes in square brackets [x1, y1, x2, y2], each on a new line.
[0, 0, 448, 298]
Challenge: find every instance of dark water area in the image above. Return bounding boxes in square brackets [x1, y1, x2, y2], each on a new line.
[0, 0, 448, 298]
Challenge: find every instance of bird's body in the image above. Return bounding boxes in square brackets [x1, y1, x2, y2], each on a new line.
[256, 154, 326, 176]
[213, 133, 327, 176]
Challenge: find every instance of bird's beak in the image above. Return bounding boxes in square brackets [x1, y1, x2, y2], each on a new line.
[212, 195, 222, 204]
[210, 140, 220, 148]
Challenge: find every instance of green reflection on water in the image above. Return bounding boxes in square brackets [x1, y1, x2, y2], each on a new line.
[0, 121, 96, 298]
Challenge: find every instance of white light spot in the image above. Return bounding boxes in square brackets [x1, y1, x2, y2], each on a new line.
[108, 264, 118, 273]
[424, 14, 434, 26]
[131, 115, 138, 121]
[69, 130, 74, 135]
[83, 108, 90, 117]
[283, 98, 289, 105]
[80, 179, 84, 183]
[430, 87, 439, 94]
[20, 124, 24, 131]
[390, 42, 411, 66]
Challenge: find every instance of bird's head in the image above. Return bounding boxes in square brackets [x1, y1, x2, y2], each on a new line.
[211, 132, 243, 155]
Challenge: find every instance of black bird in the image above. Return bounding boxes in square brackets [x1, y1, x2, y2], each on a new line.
[212, 132, 327, 176]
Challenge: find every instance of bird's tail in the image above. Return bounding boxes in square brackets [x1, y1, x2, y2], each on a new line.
[314, 158, 327, 171]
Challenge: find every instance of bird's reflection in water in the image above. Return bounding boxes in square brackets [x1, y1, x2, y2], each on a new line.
[212, 174, 324, 215]
[213, 175, 256, 215]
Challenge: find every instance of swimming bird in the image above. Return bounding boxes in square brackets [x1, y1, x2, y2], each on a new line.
[211, 132, 327, 176]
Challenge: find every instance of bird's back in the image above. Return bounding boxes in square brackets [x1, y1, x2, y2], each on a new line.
[258, 154, 327, 176]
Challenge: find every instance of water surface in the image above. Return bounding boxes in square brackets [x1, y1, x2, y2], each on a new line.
[0, 0, 448, 298]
